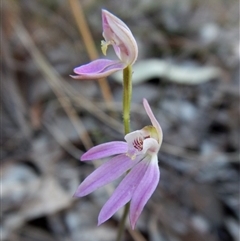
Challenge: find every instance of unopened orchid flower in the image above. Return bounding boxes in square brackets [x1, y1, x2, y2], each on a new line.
[74, 99, 163, 229]
[71, 9, 138, 80]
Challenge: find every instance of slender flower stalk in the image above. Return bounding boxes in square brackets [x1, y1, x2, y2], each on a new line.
[117, 64, 132, 241]
[122, 65, 132, 134]
[74, 99, 163, 229]
[71, 9, 138, 80]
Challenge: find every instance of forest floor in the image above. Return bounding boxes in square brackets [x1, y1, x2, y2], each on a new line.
[2, 1, 239, 241]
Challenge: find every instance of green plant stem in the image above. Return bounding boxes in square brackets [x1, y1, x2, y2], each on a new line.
[116, 202, 130, 241]
[115, 65, 132, 241]
[122, 65, 132, 135]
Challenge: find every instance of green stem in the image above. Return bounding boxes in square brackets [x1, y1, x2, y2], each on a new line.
[123, 65, 132, 135]
[115, 65, 132, 241]
[116, 202, 130, 241]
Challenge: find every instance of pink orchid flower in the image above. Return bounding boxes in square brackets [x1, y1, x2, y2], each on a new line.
[71, 9, 138, 80]
[74, 99, 163, 229]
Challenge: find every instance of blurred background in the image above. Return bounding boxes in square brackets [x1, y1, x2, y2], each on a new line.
[1, 0, 239, 241]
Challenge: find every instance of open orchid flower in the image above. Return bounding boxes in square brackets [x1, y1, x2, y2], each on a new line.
[74, 99, 163, 229]
[71, 9, 138, 80]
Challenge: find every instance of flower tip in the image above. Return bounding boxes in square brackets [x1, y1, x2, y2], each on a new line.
[73, 191, 81, 198]
[143, 98, 148, 107]
[73, 193, 80, 198]
[101, 9, 108, 14]
[97, 216, 106, 227]
[143, 98, 152, 114]
[73, 186, 88, 198]
[101, 9, 110, 23]
[80, 153, 89, 161]
[70, 74, 81, 79]
[101, 9, 112, 17]
[130, 223, 136, 230]
[130, 217, 137, 230]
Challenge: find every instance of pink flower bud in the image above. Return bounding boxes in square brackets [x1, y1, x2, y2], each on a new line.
[71, 9, 138, 80]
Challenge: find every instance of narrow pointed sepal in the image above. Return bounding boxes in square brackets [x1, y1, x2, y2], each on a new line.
[129, 155, 160, 229]
[81, 141, 128, 161]
[143, 98, 163, 146]
[74, 154, 140, 197]
[98, 156, 150, 226]
[71, 59, 126, 80]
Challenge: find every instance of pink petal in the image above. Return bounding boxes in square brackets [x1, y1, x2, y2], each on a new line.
[74, 154, 139, 197]
[71, 59, 125, 79]
[98, 156, 150, 225]
[143, 98, 163, 145]
[81, 141, 127, 161]
[130, 155, 160, 229]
